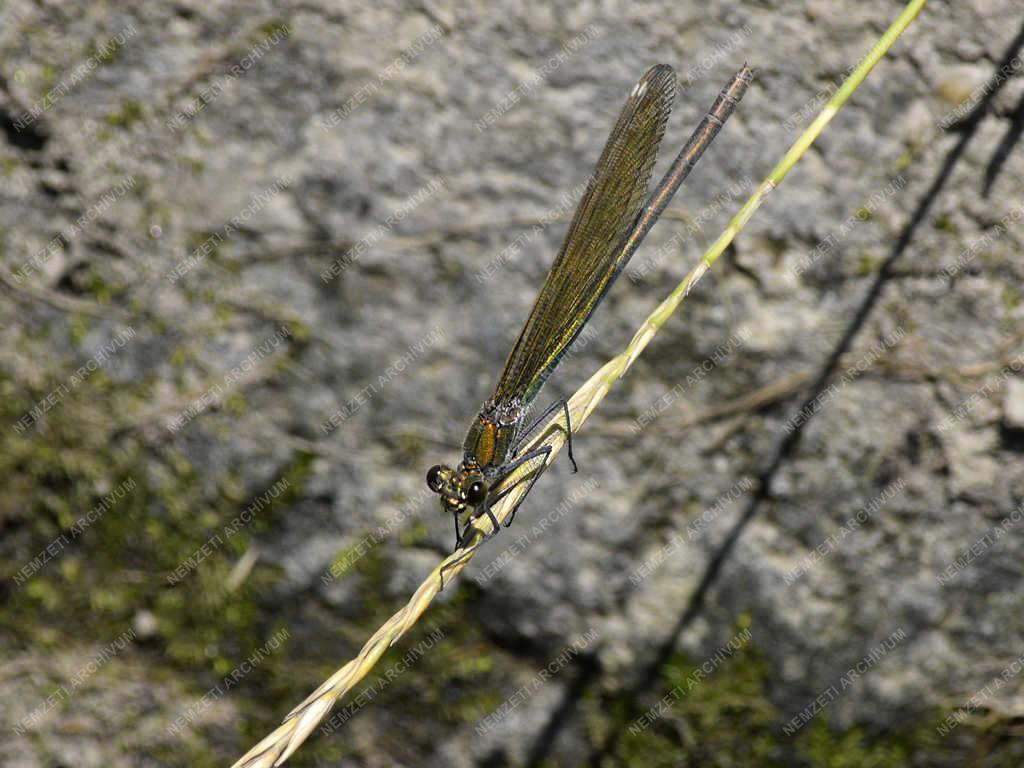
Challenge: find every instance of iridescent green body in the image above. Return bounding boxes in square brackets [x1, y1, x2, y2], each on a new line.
[462, 400, 520, 470]
[426, 63, 752, 545]
[429, 399, 524, 521]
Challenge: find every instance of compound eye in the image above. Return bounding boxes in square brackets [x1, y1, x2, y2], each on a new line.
[465, 479, 487, 506]
[426, 465, 444, 492]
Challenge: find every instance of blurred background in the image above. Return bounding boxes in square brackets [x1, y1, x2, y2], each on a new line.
[2, 1, 1023, 766]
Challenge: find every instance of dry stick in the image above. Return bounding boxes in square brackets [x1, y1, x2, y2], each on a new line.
[0, 271, 107, 316]
[232, 1, 928, 765]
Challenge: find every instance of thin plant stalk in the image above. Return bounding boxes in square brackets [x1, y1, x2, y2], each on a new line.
[232, 1, 928, 764]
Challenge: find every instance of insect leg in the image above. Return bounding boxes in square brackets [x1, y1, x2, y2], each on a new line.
[462, 445, 552, 538]
[438, 445, 552, 590]
[452, 508, 462, 549]
[488, 444, 553, 528]
[461, 505, 500, 544]
[510, 398, 577, 472]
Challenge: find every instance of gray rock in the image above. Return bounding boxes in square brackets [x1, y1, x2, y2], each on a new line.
[3, 0, 1024, 766]
[1003, 376, 1024, 431]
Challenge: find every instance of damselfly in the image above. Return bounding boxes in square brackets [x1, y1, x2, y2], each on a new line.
[427, 63, 751, 559]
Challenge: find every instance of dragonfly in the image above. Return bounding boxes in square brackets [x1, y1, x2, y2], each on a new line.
[426, 63, 751, 566]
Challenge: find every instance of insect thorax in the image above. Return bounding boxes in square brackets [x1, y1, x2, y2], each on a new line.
[462, 399, 522, 471]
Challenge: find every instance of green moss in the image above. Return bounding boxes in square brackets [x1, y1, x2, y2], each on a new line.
[10, 318, 1019, 766]
[285, 316, 312, 345]
[214, 304, 235, 326]
[187, 230, 224, 259]
[86, 36, 125, 66]
[370, 588, 506, 729]
[182, 155, 205, 175]
[1001, 284, 1021, 310]
[391, 430, 427, 466]
[105, 99, 145, 128]
[932, 214, 960, 235]
[67, 312, 92, 345]
[799, 721, 908, 767]
[583, 616, 1022, 768]
[398, 519, 430, 547]
[855, 253, 876, 275]
[326, 543, 365, 580]
[224, 391, 248, 415]
[169, 346, 188, 369]
[0, 362, 328, 760]
[252, 18, 291, 43]
[80, 265, 116, 304]
[595, 616, 781, 768]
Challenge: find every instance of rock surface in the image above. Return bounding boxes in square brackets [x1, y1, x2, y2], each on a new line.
[2, 1, 1023, 766]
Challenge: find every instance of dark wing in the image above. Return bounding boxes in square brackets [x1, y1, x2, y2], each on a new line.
[491, 64, 676, 406]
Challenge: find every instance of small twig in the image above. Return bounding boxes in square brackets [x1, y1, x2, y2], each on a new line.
[0, 271, 107, 316]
